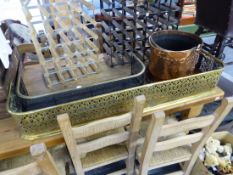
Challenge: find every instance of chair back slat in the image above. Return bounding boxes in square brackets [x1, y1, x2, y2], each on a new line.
[160, 114, 214, 137]
[136, 115, 214, 148]
[138, 97, 233, 175]
[0, 163, 40, 175]
[78, 131, 129, 154]
[58, 95, 146, 175]
[154, 133, 203, 152]
[72, 113, 132, 139]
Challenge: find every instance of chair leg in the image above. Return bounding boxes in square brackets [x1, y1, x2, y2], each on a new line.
[126, 95, 146, 175]
[139, 112, 165, 175]
[30, 143, 61, 175]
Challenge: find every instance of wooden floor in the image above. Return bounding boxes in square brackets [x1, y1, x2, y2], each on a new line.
[0, 118, 64, 160]
[0, 87, 224, 161]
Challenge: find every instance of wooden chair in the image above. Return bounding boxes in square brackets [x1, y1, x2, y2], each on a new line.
[136, 97, 233, 175]
[0, 143, 61, 175]
[57, 95, 146, 175]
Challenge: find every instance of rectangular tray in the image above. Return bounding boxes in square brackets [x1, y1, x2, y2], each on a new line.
[15, 44, 145, 110]
[7, 50, 224, 140]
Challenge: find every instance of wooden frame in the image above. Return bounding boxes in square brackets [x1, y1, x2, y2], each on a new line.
[57, 95, 146, 175]
[0, 143, 61, 175]
[20, 0, 99, 88]
[137, 97, 233, 175]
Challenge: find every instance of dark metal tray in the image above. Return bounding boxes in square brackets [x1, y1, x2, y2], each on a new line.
[15, 44, 146, 111]
[8, 50, 224, 140]
[8, 51, 223, 140]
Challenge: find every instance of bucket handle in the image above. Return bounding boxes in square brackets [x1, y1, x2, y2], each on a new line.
[196, 44, 202, 52]
[191, 44, 202, 58]
[149, 33, 157, 48]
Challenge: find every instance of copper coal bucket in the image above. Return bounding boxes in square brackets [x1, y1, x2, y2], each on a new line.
[148, 30, 203, 81]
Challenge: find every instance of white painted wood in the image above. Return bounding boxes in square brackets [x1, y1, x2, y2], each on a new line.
[0, 30, 12, 69]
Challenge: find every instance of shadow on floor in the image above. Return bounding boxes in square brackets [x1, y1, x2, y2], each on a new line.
[71, 161, 181, 175]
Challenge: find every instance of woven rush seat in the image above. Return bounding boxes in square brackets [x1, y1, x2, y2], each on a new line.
[137, 146, 191, 170]
[82, 145, 128, 171]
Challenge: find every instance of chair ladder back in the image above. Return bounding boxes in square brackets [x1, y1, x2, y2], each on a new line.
[160, 114, 215, 137]
[72, 113, 133, 155]
[57, 113, 84, 175]
[183, 97, 233, 175]
[0, 143, 60, 175]
[138, 97, 233, 175]
[58, 95, 146, 175]
[136, 115, 215, 153]
[139, 111, 166, 175]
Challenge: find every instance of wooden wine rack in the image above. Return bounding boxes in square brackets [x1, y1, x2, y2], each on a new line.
[20, 0, 99, 88]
